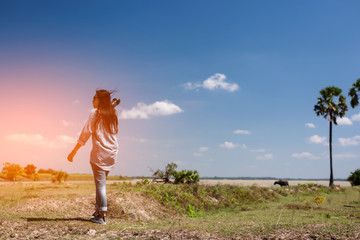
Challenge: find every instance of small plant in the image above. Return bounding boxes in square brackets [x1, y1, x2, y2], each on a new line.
[136, 179, 150, 186]
[347, 169, 360, 186]
[186, 204, 202, 218]
[312, 196, 326, 205]
[52, 170, 68, 183]
[142, 179, 150, 185]
[307, 183, 315, 188]
[33, 172, 40, 181]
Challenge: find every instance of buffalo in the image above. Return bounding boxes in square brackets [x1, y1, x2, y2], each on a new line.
[274, 179, 289, 187]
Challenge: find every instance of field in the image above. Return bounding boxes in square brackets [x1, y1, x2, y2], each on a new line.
[0, 173, 130, 182]
[0, 180, 359, 239]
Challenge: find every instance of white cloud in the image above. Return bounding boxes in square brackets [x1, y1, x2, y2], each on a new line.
[338, 135, 360, 147]
[242, 144, 247, 149]
[56, 135, 77, 145]
[62, 120, 71, 127]
[6, 133, 76, 148]
[6, 133, 45, 144]
[351, 113, 360, 122]
[193, 147, 209, 157]
[256, 153, 273, 160]
[309, 135, 327, 145]
[119, 100, 183, 119]
[220, 141, 238, 149]
[174, 161, 186, 166]
[199, 147, 209, 152]
[250, 148, 265, 153]
[122, 136, 148, 143]
[234, 129, 251, 135]
[333, 153, 358, 159]
[184, 73, 239, 92]
[193, 152, 203, 157]
[291, 152, 320, 160]
[305, 123, 315, 128]
[337, 117, 353, 125]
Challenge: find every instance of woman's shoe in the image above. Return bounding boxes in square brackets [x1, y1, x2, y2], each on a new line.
[90, 215, 106, 225]
[91, 211, 99, 219]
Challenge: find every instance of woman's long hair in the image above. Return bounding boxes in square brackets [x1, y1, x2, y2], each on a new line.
[93, 89, 118, 135]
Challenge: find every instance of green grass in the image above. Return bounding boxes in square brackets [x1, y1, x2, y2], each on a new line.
[0, 182, 359, 239]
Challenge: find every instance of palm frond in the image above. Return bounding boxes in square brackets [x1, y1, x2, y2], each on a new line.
[314, 86, 348, 123]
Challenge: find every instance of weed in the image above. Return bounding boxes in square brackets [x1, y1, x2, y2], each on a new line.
[186, 204, 202, 218]
[312, 196, 326, 205]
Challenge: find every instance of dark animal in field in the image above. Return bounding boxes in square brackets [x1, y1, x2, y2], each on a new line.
[274, 179, 289, 187]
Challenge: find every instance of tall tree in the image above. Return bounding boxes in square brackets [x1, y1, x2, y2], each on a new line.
[348, 78, 360, 108]
[24, 164, 37, 176]
[314, 86, 348, 187]
[1, 162, 24, 181]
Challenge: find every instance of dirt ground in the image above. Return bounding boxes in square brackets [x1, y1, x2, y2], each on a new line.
[0, 180, 357, 239]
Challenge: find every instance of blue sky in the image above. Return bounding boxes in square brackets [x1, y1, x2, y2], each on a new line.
[1, 0, 360, 179]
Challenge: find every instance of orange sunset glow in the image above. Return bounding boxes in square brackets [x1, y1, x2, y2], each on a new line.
[0, 65, 137, 175]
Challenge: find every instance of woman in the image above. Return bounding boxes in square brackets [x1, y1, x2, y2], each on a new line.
[67, 89, 120, 225]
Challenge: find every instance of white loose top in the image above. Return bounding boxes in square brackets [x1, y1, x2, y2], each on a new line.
[78, 111, 118, 171]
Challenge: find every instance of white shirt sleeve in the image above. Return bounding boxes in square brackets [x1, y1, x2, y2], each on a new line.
[77, 112, 96, 146]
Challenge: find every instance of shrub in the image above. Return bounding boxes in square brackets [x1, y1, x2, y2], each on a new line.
[52, 170, 68, 183]
[152, 162, 200, 184]
[152, 162, 177, 183]
[173, 170, 200, 184]
[33, 172, 40, 181]
[312, 196, 326, 205]
[347, 169, 360, 186]
[38, 168, 55, 174]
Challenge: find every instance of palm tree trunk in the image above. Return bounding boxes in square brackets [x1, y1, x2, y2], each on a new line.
[329, 120, 334, 187]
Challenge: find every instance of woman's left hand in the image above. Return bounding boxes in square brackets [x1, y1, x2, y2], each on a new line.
[67, 151, 75, 162]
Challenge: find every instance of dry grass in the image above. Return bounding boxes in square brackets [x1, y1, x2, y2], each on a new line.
[0, 181, 359, 239]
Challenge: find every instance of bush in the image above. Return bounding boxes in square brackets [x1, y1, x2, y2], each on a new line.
[152, 162, 177, 183]
[152, 163, 200, 184]
[33, 172, 40, 181]
[52, 170, 69, 183]
[38, 168, 55, 174]
[347, 169, 360, 186]
[174, 170, 200, 184]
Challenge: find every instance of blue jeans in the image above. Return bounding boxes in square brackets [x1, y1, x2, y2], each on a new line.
[91, 163, 109, 212]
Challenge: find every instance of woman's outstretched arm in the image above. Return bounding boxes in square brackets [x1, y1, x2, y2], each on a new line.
[67, 143, 82, 162]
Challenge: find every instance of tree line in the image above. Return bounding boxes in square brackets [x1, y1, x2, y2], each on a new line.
[0, 162, 68, 182]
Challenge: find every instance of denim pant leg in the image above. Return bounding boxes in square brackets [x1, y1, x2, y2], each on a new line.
[91, 163, 109, 212]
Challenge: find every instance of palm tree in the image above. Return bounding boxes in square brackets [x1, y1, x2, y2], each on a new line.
[314, 86, 348, 187]
[348, 78, 360, 108]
